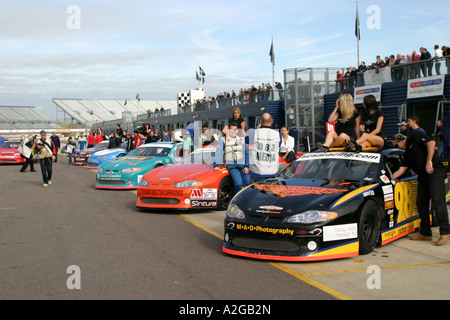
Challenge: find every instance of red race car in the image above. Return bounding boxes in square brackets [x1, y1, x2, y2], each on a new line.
[137, 146, 233, 210]
[0, 141, 26, 164]
[136, 145, 302, 211]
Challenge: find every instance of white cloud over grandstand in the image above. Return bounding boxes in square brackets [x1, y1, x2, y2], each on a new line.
[0, 0, 449, 120]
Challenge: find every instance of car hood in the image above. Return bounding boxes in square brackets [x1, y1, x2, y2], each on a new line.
[101, 156, 159, 169]
[91, 149, 124, 157]
[144, 163, 214, 183]
[233, 178, 359, 214]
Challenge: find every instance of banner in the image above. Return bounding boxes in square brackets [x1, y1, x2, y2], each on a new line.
[407, 75, 445, 99]
[354, 84, 382, 104]
[364, 67, 392, 86]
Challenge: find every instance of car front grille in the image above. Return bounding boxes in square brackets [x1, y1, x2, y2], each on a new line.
[98, 180, 125, 185]
[141, 198, 180, 205]
[231, 237, 300, 252]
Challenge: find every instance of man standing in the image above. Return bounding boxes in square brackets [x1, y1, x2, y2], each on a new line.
[36, 130, 55, 188]
[434, 45, 443, 75]
[214, 122, 250, 195]
[51, 131, 60, 163]
[77, 132, 87, 150]
[247, 113, 280, 183]
[392, 115, 450, 246]
[20, 135, 37, 172]
[301, 124, 310, 152]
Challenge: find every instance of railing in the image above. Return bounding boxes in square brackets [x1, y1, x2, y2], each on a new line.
[178, 90, 285, 114]
[335, 56, 450, 92]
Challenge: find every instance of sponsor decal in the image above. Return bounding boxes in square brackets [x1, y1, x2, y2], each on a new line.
[323, 223, 358, 242]
[259, 206, 284, 211]
[385, 200, 394, 210]
[298, 152, 381, 163]
[253, 185, 347, 198]
[384, 193, 394, 202]
[382, 185, 393, 194]
[141, 189, 184, 197]
[191, 201, 217, 208]
[235, 224, 294, 236]
[190, 188, 218, 200]
[380, 175, 390, 184]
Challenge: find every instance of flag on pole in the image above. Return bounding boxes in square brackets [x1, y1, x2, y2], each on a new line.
[269, 39, 275, 66]
[197, 66, 206, 84]
[355, 2, 360, 40]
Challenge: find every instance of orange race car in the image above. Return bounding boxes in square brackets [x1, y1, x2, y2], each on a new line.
[136, 145, 302, 211]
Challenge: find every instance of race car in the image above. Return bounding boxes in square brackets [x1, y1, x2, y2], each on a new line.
[223, 149, 425, 262]
[95, 142, 182, 190]
[86, 148, 127, 169]
[0, 141, 26, 164]
[72, 141, 109, 166]
[136, 146, 233, 210]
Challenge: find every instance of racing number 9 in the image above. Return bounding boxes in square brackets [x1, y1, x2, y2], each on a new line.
[394, 181, 414, 223]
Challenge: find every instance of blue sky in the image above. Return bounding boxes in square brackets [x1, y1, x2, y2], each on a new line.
[1, 0, 449, 120]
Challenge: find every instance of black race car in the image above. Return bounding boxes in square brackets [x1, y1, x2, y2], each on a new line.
[223, 149, 423, 262]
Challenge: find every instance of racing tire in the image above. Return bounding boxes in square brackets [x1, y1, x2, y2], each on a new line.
[358, 200, 381, 255]
[217, 176, 233, 211]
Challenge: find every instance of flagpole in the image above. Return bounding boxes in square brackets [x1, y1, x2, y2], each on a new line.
[356, 1, 360, 67]
[271, 36, 275, 101]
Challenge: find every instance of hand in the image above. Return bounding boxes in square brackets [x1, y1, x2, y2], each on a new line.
[243, 167, 249, 175]
[426, 161, 434, 174]
[214, 167, 220, 171]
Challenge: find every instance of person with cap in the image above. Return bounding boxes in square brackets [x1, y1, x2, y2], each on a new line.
[391, 115, 450, 246]
[397, 120, 412, 137]
[50, 131, 61, 162]
[36, 130, 56, 188]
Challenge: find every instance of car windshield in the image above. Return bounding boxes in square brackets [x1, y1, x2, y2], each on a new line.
[181, 147, 216, 165]
[96, 142, 109, 150]
[1, 142, 20, 149]
[127, 146, 171, 158]
[279, 152, 380, 183]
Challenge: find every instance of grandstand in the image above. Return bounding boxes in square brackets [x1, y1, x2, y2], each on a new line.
[52, 99, 178, 127]
[0, 105, 61, 131]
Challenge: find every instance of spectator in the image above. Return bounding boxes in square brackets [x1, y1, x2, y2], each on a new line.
[301, 125, 310, 152]
[222, 107, 246, 134]
[434, 45, 443, 75]
[419, 47, 433, 77]
[77, 132, 87, 150]
[50, 131, 61, 163]
[87, 131, 95, 148]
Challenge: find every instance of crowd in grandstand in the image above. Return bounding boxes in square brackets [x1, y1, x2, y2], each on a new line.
[338, 44, 450, 90]
[180, 82, 284, 111]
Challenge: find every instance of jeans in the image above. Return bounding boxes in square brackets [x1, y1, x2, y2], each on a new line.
[39, 157, 52, 184]
[68, 152, 73, 164]
[227, 165, 250, 194]
[416, 167, 450, 236]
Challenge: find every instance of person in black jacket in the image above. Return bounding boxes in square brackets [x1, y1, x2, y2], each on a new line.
[392, 115, 450, 246]
[419, 47, 433, 77]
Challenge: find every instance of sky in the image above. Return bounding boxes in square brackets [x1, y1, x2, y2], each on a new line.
[1, 0, 449, 120]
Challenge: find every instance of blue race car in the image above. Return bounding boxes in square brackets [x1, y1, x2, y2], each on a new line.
[95, 142, 183, 190]
[86, 148, 127, 169]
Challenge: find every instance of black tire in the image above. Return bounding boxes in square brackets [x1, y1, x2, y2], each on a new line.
[358, 200, 381, 255]
[217, 176, 233, 210]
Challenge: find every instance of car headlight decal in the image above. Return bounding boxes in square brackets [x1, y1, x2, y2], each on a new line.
[287, 211, 338, 224]
[227, 204, 245, 220]
[173, 180, 204, 188]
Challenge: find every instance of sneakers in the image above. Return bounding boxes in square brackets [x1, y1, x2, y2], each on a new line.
[43, 183, 48, 188]
[48, 180, 52, 186]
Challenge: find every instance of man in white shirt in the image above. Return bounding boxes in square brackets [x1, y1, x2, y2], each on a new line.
[247, 113, 281, 183]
